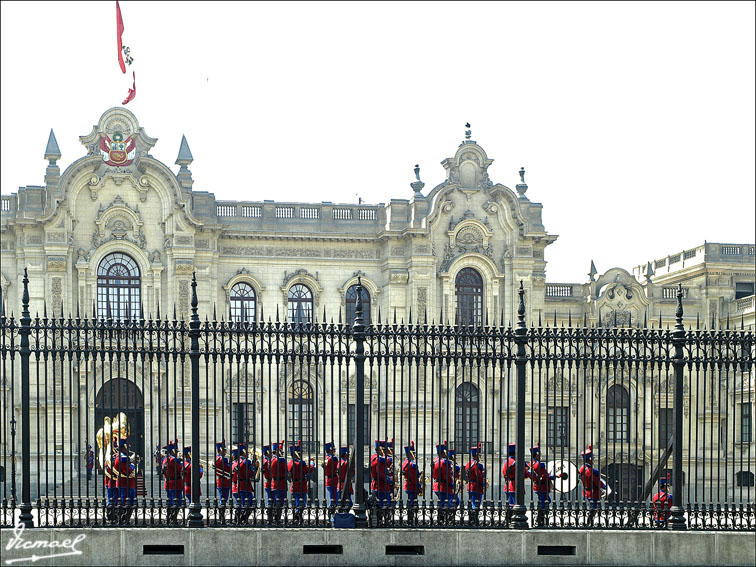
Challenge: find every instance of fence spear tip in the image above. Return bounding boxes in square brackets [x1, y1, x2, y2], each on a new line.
[726, 313, 730, 330]
[393, 306, 397, 325]
[275, 304, 280, 323]
[696, 313, 700, 329]
[568, 311, 572, 326]
[43, 300, 47, 318]
[408, 306, 412, 324]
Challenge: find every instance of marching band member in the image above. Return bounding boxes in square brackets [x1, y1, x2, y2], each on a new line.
[530, 443, 563, 527]
[86, 443, 94, 482]
[432, 441, 453, 524]
[231, 443, 255, 524]
[337, 446, 354, 508]
[652, 474, 673, 528]
[115, 439, 136, 522]
[402, 441, 420, 522]
[270, 441, 287, 524]
[448, 449, 461, 508]
[578, 445, 603, 525]
[465, 442, 486, 524]
[385, 438, 396, 508]
[323, 441, 339, 509]
[262, 445, 272, 507]
[370, 440, 392, 522]
[287, 440, 315, 525]
[214, 440, 232, 523]
[502, 443, 530, 524]
[162, 439, 184, 524]
[182, 446, 203, 506]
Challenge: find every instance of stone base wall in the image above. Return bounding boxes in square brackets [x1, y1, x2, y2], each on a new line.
[2, 527, 753, 566]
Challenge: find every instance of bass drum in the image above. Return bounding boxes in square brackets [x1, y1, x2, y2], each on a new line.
[546, 460, 579, 493]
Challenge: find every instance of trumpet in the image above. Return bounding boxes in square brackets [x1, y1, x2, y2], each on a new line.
[200, 457, 232, 479]
[418, 470, 427, 498]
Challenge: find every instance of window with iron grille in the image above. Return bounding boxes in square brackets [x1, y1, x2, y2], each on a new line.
[345, 285, 371, 327]
[347, 403, 371, 446]
[230, 282, 256, 323]
[287, 284, 313, 325]
[241, 205, 262, 218]
[232, 402, 255, 446]
[1, 198, 9, 212]
[547, 407, 570, 447]
[735, 282, 755, 300]
[454, 382, 479, 454]
[217, 205, 236, 217]
[357, 208, 376, 220]
[742, 403, 753, 443]
[275, 206, 294, 219]
[607, 384, 630, 443]
[455, 268, 483, 326]
[658, 408, 673, 448]
[97, 252, 141, 320]
[333, 208, 353, 220]
[289, 380, 315, 453]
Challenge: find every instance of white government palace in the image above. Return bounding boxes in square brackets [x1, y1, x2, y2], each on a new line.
[0, 108, 753, 501]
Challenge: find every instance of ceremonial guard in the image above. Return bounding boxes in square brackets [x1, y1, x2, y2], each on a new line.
[287, 441, 315, 525]
[261, 445, 272, 507]
[154, 445, 164, 480]
[401, 441, 420, 523]
[502, 443, 530, 524]
[530, 443, 561, 527]
[578, 445, 602, 525]
[465, 442, 486, 525]
[370, 440, 392, 522]
[161, 440, 184, 524]
[336, 446, 354, 508]
[432, 441, 453, 524]
[448, 449, 461, 509]
[182, 446, 203, 505]
[385, 438, 397, 509]
[323, 441, 339, 510]
[86, 443, 94, 481]
[114, 439, 136, 522]
[231, 443, 256, 524]
[103, 441, 116, 521]
[214, 440, 232, 523]
[270, 441, 287, 524]
[652, 474, 672, 528]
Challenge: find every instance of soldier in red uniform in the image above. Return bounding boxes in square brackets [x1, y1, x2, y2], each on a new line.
[231, 443, 256, 524]
[287, 441, 315, 525]
[270, 441, 287, 524]
[432, 441, 454, 524]
[578, 445, 603, 525]
[114, 439, 136, 523]
[402, 441, 420, 524]
[530, 443, 563, 527]
[322, 441, 339, 510]
[214, 440, 232, 523]
[652, 474, 673, 528]
[370, 440, 392, 523]
[448, 449, 461, 509]
[502, 443, 530, 524]
[465, 442, 486, 525]
[103, 441, 116, 520]
[261, 445, 272, 507]
[182, 446, 203, 506]
[161, 440, 184, 524]
[336, 446, 354, 508]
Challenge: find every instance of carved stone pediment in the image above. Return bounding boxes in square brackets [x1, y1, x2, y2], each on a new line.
[91, 194, 146, 250]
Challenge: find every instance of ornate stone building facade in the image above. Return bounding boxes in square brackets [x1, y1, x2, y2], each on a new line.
[1, 108, 753, 499]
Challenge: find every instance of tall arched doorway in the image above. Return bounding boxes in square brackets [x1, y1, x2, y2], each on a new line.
[95, 379, 145, 469]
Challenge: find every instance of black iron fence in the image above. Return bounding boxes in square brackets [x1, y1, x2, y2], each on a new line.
[1, 270, 753, 530]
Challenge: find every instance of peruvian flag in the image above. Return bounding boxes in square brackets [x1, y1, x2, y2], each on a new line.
[122, 72, 136, 105]
[116, 1, 126, 73]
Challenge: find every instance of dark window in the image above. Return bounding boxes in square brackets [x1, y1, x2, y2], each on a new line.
[658, 408, 674, 448]
[230, 282, 256, 323]
[547, 407, 569, 447]
[742, 403, 753, 443]
[345, 285, 371, 326]
[232, 402, 255, 445]
[287, 284, 313, 325]
[97, 252, 141, 320]
[454, 382, 479, 453]
[455, 268, 483, 326]
[347, 403, 371, 446]
[735, 282, 755, 299]
[736, 471, 755, 487]
[289, 380, 315, 452]
[607, 384, 630, 443]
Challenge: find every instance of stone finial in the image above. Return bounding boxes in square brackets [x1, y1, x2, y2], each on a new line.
[464, 122, 471, 141]
[515, 166, 528, 198]
[589, 260, 597, 282]
[410, 164, 425, 193]
[44, 129, 61, 162]
[645, 261, 655, 280]
[175, 134, 193, 166]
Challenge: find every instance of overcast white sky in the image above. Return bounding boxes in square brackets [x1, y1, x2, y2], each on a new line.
[2, 1, 754, 282]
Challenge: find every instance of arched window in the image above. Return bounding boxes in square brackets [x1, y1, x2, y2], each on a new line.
[455, 382, 479, 453]
[455, 268, 483, 326]
[345, 285, 371, 326]
[288, 380, 315, 452]
[97, 252, 141, 320]
[287, 284, 313, 325]
[230, 282, 256, 323]
[607, 384, 630, 442]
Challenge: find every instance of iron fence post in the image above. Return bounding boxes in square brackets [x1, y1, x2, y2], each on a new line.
[19, 268, 33, 527]
[512, 281, 529, 529]
[188, 273, 204, 528]
[353, 276, 368, 527]
[668, 283, 687, 530]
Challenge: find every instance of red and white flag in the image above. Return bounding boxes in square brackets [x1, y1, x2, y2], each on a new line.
[122, 72, 136, 105]
[116, 1, 136, 104]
